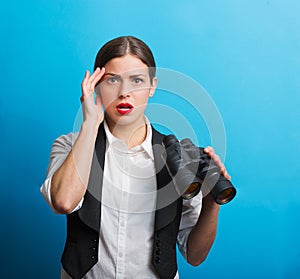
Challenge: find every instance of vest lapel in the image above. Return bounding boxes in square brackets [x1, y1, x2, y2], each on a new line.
[78, 123, 106, 232]
[152, 127, 182, 231]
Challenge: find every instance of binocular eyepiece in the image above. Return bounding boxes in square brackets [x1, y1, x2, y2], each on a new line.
[163, 135, 236, 205]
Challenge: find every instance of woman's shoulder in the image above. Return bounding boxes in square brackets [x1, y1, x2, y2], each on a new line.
[51, 132, 79, 152]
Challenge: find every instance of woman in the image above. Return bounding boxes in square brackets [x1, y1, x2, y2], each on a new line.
[41, 36, 229, 279]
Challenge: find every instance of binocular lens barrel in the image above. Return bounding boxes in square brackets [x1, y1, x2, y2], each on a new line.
[182, 182, 201, 200]
[174, 168, 202, 200]
[163, 135, 236, 204]
[184, 174, 237, 204]
[215, 188, 236, 204]
[210, 177, 237, 205]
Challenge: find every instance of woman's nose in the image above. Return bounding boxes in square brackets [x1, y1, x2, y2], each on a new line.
[118, 81, 132, 98]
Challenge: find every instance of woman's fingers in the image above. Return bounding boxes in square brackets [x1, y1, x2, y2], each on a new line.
[204, 146, 231, 180]
[80, 68, 105, 125]
[89, 67, 105, 88]
[204, 146, 214, 154]
[86, 68, 105, 91]
[81, 68, 105, 102]
[81, 70, 90, 98]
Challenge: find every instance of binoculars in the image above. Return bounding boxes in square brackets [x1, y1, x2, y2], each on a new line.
[163, 135, 236, 205]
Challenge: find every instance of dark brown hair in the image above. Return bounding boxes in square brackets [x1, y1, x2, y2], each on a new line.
[94, 36, 156, 82]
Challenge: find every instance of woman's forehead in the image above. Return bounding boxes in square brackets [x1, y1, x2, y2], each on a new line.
[104, 54, 149, 74]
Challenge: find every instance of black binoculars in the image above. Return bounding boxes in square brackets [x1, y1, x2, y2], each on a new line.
[163, 135, 236, 205]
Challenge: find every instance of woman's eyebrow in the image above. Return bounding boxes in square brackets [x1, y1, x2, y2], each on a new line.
[129, 74, 147, 78]
[104, 72, 120, 77]
[104, 73, 147, 78]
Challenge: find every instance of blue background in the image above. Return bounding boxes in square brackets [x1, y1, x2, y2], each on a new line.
[1, 0, 300, 278]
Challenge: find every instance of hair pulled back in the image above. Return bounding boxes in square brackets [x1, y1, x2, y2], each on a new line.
[94, 36, 156, 81]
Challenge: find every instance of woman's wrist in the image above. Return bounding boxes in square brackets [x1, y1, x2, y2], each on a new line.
[81, 120, 100, 137]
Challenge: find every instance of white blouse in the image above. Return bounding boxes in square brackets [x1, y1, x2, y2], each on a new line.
[40, 120, 202, 279]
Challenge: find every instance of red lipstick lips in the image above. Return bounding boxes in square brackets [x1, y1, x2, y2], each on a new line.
[116, 103, 134, 115]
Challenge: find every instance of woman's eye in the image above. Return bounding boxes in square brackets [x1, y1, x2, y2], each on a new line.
[133, 78, 143, 84]
[107, 77, 119, 84]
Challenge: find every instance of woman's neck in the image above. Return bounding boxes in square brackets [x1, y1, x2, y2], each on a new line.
[105, 117, 147, 149]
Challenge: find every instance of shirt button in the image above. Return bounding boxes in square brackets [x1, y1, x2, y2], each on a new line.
[120, 221, 125, 227]
[118, 252, 123, 258]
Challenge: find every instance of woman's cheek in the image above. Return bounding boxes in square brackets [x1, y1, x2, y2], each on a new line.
[103, 99, 114, 111]
[101, 92, 116, 109]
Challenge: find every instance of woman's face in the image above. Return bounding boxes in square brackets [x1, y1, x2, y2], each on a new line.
[98, 54, 157, 130]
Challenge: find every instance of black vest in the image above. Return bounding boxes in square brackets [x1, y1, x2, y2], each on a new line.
[61, 124, 183, 279]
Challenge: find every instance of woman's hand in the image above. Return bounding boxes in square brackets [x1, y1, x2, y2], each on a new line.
[81, 67, 106, 127]
[204, 146, 231, 180]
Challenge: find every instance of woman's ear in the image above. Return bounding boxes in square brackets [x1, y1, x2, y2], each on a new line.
[149, 77, 158, 97]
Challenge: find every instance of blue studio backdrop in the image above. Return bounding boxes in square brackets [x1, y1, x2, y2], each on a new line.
[1, 0, 300, 278]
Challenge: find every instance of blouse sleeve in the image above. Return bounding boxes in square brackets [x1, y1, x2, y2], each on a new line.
[177, 191, 202, 260]
[40, 132, 84, 213]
